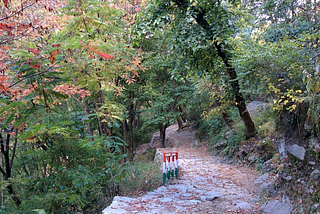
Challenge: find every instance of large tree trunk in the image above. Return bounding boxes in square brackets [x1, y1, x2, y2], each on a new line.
[216, 46, 256, 138]
[159, 123, 168, 148]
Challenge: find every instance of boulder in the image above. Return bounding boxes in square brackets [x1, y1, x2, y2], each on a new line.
[254, 174, 269, 186]
[214, 140, 228, 150]
[259, 180, 277, 198]
[154, 149, 163, 170]
[149, 132, 161, 148]
[286, 144, 306, 160]
[259, 200, 293, 214]
[278, 138, 288, 161]
[261, 159, 277, 174]
[191, 139, 201, 149]
[233, 202, 252, 210]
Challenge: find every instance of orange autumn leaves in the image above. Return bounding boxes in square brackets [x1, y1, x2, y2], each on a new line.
[28, 43, 60, 64]
[79, 40, 115, 60]
[0, 75, 10, 93]
[53, 84, 90, 99]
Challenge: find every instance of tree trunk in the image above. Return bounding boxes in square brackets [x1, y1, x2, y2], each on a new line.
[122, 120, 128, 163]
[128, 91, 134, 157]
[107, 127, 113, 137]
[7, 184, 20, 207]
[84, 100, 94, 141]
[216, 45, 256, 138]
[159, 123, 168, 148]
[135, 100, 141, 131]
[177, 117, 183, 130]
[0, 132, 21, 207]
[179, 105, 187, 122]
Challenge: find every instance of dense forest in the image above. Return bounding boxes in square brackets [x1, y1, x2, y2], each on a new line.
[1, 0, 320, 213]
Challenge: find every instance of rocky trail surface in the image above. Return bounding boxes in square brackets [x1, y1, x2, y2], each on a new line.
[103, 124, 261, 214]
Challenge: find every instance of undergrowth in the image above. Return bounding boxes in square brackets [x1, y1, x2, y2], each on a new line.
[119, 161, 162, 197]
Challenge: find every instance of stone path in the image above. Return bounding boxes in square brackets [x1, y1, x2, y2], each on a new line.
[103, 144, 260, 214]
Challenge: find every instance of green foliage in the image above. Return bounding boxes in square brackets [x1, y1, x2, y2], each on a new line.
[198, 115, 227, 145]
[233, 36, 307, 100]
[133, 129, 153, 148]
[118, 162, 162, 196]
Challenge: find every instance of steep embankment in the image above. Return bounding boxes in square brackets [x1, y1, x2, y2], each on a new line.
[103, 124, 261, 214]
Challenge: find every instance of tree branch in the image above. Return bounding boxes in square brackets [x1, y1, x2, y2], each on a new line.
[9, 63, 66, 88]
[0, 1, 39, 22]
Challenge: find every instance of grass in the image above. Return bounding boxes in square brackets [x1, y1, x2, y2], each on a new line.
[118, 153, 162, 197]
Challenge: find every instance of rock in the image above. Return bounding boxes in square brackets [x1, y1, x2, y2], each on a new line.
[278, 138, 288, 161]
[309, 138, 320, 153]
[191, 139, 201, 149]
[214, 140, 228, 150]
[283, 175, 292, 181]
[254, 174, 269, 186]
[154, 149, 162, 169]
[149, 132, 161, 148]
[309, 137, 319, 146]
[251, 198, 258, 203]
[261, 159, 276, 174]
[102, 196, 136, 214]
[256, 139, 276, 160]
[259, 200, 293, 214]
[310, 170, 320, 180]
[223, 131, 233, 140]
[205, 191, 222, 201]
[248, 154, 256, 163]
[314, 144, 320, 153]
[286, 144, 306, 160]
[309, 161, 316, 165]
[233, 202, 252, 210]
[165, 137, 178, 147]
[259, 180, 277, 198]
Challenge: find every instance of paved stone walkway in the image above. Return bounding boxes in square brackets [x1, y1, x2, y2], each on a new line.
[103, 146, 259, 214]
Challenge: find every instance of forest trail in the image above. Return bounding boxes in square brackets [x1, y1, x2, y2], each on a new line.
[103, 124, 260, 214]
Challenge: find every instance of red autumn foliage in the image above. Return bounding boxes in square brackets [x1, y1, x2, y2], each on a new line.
[27, 48, 39, 55]
[100, 52, 115, 60]
[48, 49, 59, 64]
[31, 64, 41, 70]
[78, 39, 115, 60]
